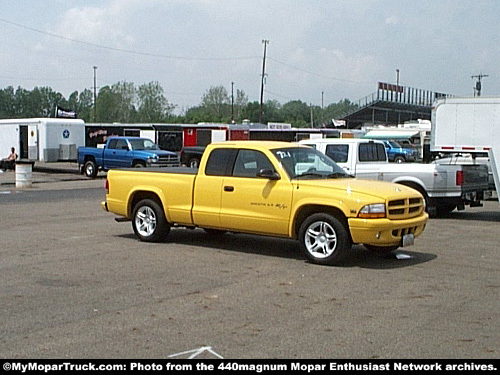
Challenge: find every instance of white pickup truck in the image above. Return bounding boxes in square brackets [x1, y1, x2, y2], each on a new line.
[299, 138, 490, 217]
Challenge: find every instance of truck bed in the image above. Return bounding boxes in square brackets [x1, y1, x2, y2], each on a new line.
[127, 166, 198, 175]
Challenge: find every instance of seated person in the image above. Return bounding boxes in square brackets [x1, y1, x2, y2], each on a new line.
[0, 147, 18, 171]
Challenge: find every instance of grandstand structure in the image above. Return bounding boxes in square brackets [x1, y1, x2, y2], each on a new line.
[341, 82, 451, 128]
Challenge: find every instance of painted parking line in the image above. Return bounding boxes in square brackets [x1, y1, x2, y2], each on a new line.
[168, 346, 224, 359]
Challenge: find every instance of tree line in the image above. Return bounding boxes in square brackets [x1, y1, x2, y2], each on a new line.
[0, 82, 358, 127]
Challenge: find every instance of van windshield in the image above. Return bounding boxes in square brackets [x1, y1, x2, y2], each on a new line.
[272, 147, 350, 179]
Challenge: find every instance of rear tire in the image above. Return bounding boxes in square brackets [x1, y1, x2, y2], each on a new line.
[188, 157, 200, 168]
[132, 199, 170, 242]
[84, 160, 98, 178]
[435, 203, 456, 216]
[298, 213, 351, 266]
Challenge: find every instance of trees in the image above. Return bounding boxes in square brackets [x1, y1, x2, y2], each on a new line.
[0, 82, 357, 127]
[136, 81, 175, 123]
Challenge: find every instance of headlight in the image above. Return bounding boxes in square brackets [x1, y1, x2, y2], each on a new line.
[358, 203, 386, 218]
[147, 155, 159, 164]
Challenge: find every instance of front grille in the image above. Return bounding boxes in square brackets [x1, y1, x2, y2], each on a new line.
[156, 155, 181, 167]
[387, 197, 424, 219]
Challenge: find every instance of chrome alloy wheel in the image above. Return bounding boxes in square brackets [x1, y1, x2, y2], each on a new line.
[135, 206, 157, 237]
[304, 220, 338, 259]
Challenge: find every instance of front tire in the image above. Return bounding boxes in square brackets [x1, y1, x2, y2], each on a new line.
[298, 213, 351, 266]
[132, 199, 170, 242]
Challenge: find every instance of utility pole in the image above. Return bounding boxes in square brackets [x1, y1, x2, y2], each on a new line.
[471, 73, 488, 97]
[231, 81, 234, 123]
[310, 103, 314, 128]
[93, 66, 98, 122]
[396, 69, 400, 102]
[259, 39, 269, 124]
[321, 91, 324, 127]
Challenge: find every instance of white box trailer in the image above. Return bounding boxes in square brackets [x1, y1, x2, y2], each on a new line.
[431, 97, 500, 204]
[0, 118, 85, 161]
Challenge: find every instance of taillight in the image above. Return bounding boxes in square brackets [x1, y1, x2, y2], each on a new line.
[456, 171, 464, 186]
[105, 179, 109, 194]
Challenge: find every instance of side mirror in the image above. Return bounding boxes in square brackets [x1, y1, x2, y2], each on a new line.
[257, 168, 280, 180]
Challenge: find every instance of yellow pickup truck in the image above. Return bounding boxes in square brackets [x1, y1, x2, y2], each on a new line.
[102, 141, 428, 265]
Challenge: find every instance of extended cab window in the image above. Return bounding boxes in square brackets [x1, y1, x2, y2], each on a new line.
[107, 139, 118, 149]
[358, 143, 386, 162]
[115, 139, 128, 150]
[325, 144, 348, 163]
[205, 148, 237, 176]
[232, 150, 275, 178]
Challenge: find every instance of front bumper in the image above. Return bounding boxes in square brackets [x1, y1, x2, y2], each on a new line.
[348, 212, 428, 247]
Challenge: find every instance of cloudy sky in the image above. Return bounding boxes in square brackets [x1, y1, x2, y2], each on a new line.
[1, 0, 499, 113]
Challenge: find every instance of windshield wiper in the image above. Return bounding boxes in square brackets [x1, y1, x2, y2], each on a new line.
[326, 172, 352, 178]
[295, 172, 325, 179]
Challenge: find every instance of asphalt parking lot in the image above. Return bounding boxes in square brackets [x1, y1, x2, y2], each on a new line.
[1, 168, 499, 359]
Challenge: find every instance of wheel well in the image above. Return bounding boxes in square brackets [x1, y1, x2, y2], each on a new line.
[397, 181, 428, 199]
[293, 205, 350, 240]
[84, 155, 96, 164]
[129, 191, 163, 217]
[132, 159, 146, 167]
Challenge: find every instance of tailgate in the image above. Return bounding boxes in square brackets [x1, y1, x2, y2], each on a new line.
[460, 164, 490, 193]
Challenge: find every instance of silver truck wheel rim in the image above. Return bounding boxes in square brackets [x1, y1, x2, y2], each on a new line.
[135, 206, 157, 237]
[304, 221, 337, 258]
[86, 164, 94, 175]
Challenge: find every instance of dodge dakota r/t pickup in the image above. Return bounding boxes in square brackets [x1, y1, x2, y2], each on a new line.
[102, 141, 428, 265]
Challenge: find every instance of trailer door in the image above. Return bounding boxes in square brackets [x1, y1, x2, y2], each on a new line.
[28, 125, 39, 160]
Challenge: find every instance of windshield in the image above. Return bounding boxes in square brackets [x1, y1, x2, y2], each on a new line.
[129, 139, 160, 151]
[272, 147, 350, 179]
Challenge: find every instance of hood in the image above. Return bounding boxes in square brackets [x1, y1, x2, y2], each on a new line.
[134, 149, 177, 156]
[294, 178, 421, 202]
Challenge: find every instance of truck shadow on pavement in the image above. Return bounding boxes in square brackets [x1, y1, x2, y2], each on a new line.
[119, 229, 437, 269]
[434, 208, 500, 223]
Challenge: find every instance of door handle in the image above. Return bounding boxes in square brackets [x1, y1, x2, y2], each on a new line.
[224, 186, 234, 192]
